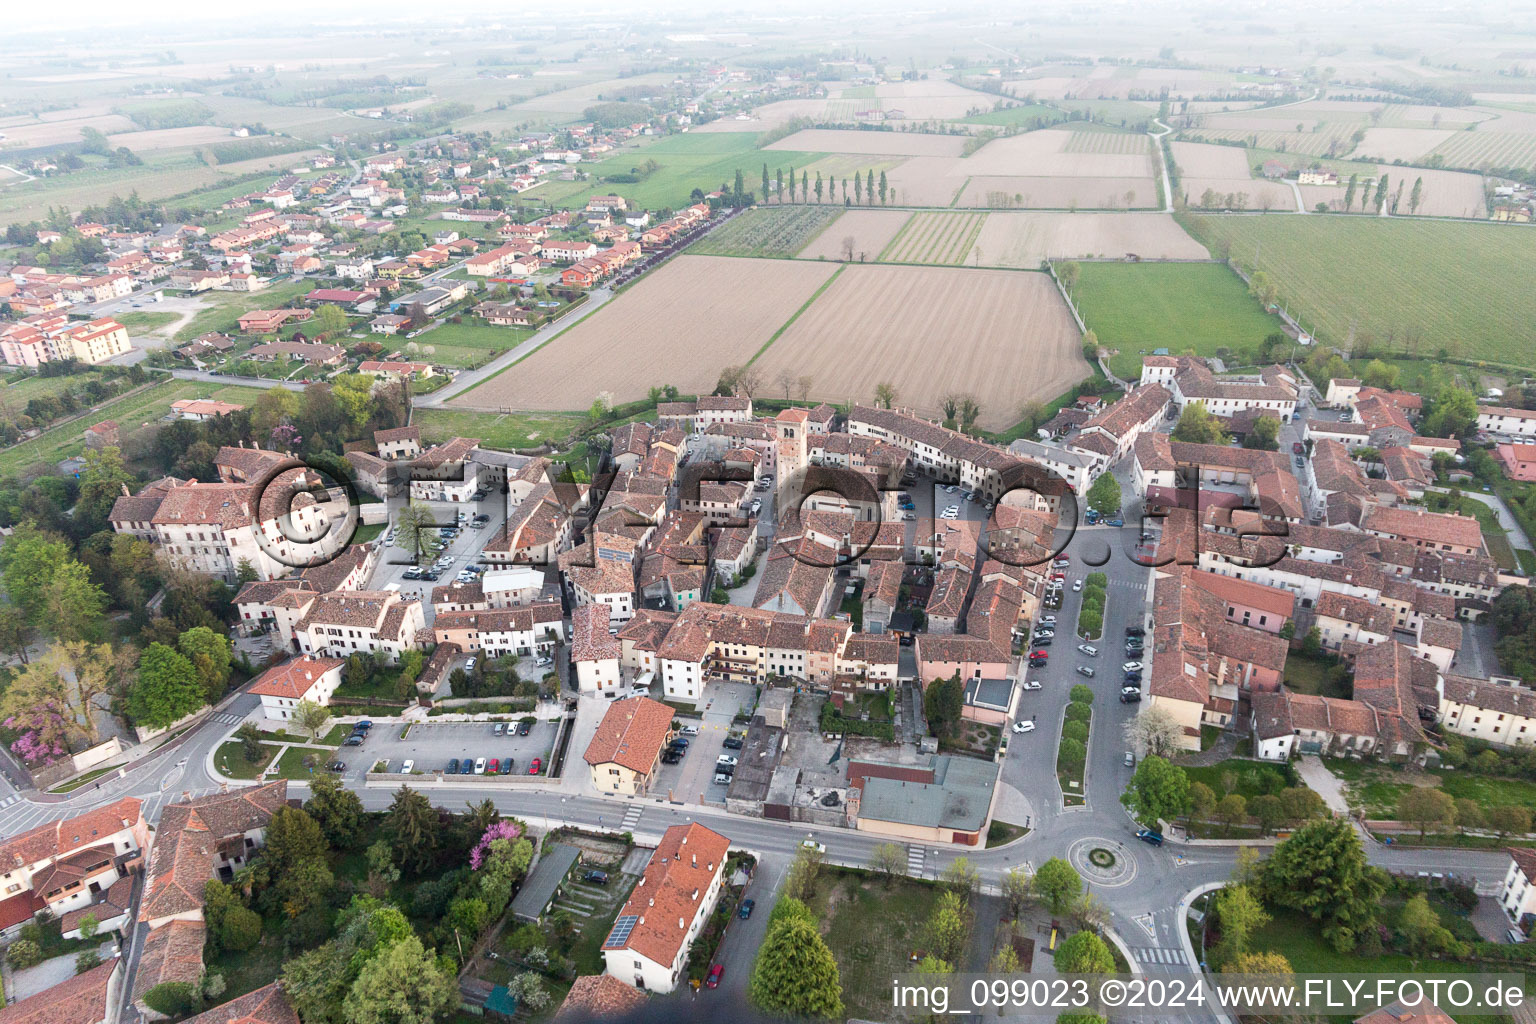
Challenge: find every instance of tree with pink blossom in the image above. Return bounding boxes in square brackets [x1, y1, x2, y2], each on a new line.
[5, 700, 71, 765]
[468, 820, 523, 870]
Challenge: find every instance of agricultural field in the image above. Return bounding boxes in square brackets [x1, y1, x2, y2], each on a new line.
[1061, 130, 1156, 156]
[955, 175, 1157, 210]
[688, 206, 844, 258]
[961, 104, 1066, 128]
[970, 212, 1207, 266]
[1430, 129, 1536, 171]
[531, 132, 824, 211]
[0, 380, 270, 477]
[1183, 214, 1536, 370]
[767, 129, 966, 158]
[1169, 140, 1297, 211]
[1069, 261, 1284, 380]
[413, 408, 586, 451]
[964, 129, 1154, 178]
[751, 264, 1085, 430]
[879, 211, 987, 264]
[1374, 165, 1487, 218]
[453, 255, 839, 411]
[1353, 127, 1452, 162]
[870, 79, 1000, 120]
[796, 209, 912, 262]
[1181, 124, 1362, 158]
[884, 157, 971, 206]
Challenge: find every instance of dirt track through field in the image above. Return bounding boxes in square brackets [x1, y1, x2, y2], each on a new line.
[751, 265, 1085, 430]
[450, 256, 838, 411]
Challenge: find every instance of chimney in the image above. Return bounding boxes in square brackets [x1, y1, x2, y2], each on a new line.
[648, 897, 654, 907]
[679, 917, 685, 930]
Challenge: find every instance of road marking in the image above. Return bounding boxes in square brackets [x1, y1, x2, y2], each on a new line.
[907, 845, 926, 877]
[1131, 946, 1188, 966]
[620, 804, 643, 832]
[211, 712, 243, 725]
[1135, 913, 1156, 938]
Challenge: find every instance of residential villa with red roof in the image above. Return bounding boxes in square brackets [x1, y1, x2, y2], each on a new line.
[0, 798, 146, 937]
[247, 655, 345, 721]
[1496, 442, 1536, 481]
[0, 957, 122, 1024]
[601, 823, 730, 993]
[583, 696, 674, 795]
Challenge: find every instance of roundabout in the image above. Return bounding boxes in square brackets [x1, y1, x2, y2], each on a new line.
[1068, 836, 1138, 888]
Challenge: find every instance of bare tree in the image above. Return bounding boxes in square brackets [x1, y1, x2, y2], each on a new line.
[958, 395, 981, 431]
[796, 375, 814, 401]
[776, 369, 796, 399]
[735, 366, 764, 399]
[841, 235, 855, 261]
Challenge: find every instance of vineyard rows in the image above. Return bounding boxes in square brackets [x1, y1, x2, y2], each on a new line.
[879, 212, 988, 265]
[1189, 125, 1361, 157]
[1063, 131, 1153, 156]
[1430, 131, 1536, 171]
[688, 206, 844, 258]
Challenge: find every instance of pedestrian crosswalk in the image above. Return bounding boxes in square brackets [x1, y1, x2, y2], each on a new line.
[0, 794, 16, 809]
[1130, 946, 1189, 967]
[619, 804, 643, 832]
[907, 845, 926, 877]
[210, 712, 244, 725]
[1109, 579, 1147, 591]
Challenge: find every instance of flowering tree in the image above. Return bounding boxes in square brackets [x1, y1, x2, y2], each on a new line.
[269, 423, 303, 451]
[5, 700, 71, 764]
[468, 820, 523, 870]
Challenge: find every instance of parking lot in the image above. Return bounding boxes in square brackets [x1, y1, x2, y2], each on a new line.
[649, 681, 756, 804]
[339, 717, 560, 782]
[366, 495, 511, 625]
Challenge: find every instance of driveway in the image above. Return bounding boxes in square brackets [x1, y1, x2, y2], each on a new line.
[1294, 755, 1349, 814]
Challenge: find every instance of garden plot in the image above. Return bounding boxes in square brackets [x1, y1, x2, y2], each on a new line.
[452, 256, 839, 412]
[751, 264, 1084, 430]
[767, 129, 966, 158]
[797, 209, 912, 261]
[971, 212, 1207, 265]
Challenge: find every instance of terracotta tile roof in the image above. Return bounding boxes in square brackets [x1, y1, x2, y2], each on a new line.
[555, 974, 646, 1020]
[180, 983, 300, 1024]
[295, 591, 401, 631]
[373, 425, 420, 446]
[1310, 440, 1374, 498]
[571, 604, 621, 662]
[1512, 847, 1536, 884]
[141, 783, 286, 922]
[604, 823, 729, 967]
[1364, 504, 1483, 551]
[0, 958, 118, 1024]
[1079, 383, 1171, 440]
[584, 697, 673, 774]
[247, 656, 343, 700]
[132, 919, 206, 1004]
[1188, 569, 1296, 621]
[617, 610, 677, 651]
[1315, 591, 1394, 636]
[1442, 675, 1536, 718]
[0, 798, 142, 872]
[1419, 616, 1462, 651]
[60, 875, 132, 935]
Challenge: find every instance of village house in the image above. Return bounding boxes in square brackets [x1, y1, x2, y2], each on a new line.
[294, 591, 425, 663]
[0, 798, 147, 938]
[584, 696, 675, 795]
[246, 655, 345, 721]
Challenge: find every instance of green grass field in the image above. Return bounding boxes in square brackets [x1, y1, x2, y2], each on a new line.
[688, 206, 843, 258]
[814, 873, 944, 1019]
[0, 371, 106, 405]
[962, 103, 1066, 127]
[1183, 215, 1536, 369]
[114, 311, 180, 333]
[531, 133, 825, 210]
[413, 408, 586, 450]
[1070, 261, 1283, 379]
[405, 321, 534, 368]
[0, 379, 270, 477]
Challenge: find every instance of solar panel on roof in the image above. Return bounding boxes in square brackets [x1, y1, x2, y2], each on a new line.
[603, 914, 639, 949]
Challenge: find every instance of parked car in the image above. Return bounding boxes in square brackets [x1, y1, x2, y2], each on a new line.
[1072, 579, 1083, 592]
[583, 870, 609, 886]
[460, 759, 474, 775]
[501, 758, 515, 774]
[722, 737, 744, 750]
[801, 839, 826, 853]
[1125, 626, 1145, 637]
[661, 751, 682, 765]
[400, 760, 414, 774]
[1033, 637, 1052, 647]
[1077, 644, 1097, 657]
[739, 898, 755, 919]
[1022, 680, 1042, 691]
[1029, 649, 1049, 659]
[716, 755, 738, 767]
[465, 657, 477, 672]
[1120, 691, 1142, 704]
[494, 723, 505, 736]
[517, 720, 532, 737]
[706, 964, 725, 989]
[681, 724, 700, 736]
[1028, 658, 1047, 668]
[1124, 751, 1135, 767]
[343, 735, 364, 746]
[1076, 665, 1095, 678]
[713, 772, 732, 785]
[1123, 661, 1143, 672]
[326, 761, 346, 772]
[488, 758, 500, 773]
[474, 757, 487, 774]
[1040, 615, 1056, 624]
[1124, 671, 1142, 683]
[1012, 720, 1035, 734]
[669, 736, 690, 748]
[1121, 685, 1142, 696]
[1293, 441, 1305, 455]
[447, 758, 461, 774]
[529, 757, 542, 774]
[1106, 518, 1124, 527]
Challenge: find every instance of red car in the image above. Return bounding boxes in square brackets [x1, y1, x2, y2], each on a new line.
[529, 757, 542, 775]
[1292, 441, 1305, 455]
[488, 758, 499, 774]
[1029, 649, 1049, 659]
[706, 964, 724, 989]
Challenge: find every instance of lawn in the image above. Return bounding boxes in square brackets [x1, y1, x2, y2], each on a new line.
[816, 873, 945, 1019]
[0, 379, 270, 477]
[1070, 261, 1283, 380]
[533, 132, 827, 210]
[407, 320, 536, 369]
[275, 745, 333, 781]
[114, 311, 180, 333]
[1327, 759, 1536, 818]
[1282, 650, 1352, 699]
[1182, 215, 1536, 371]
[215, 740, 281, 780]
[413, 408, 586, 450]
